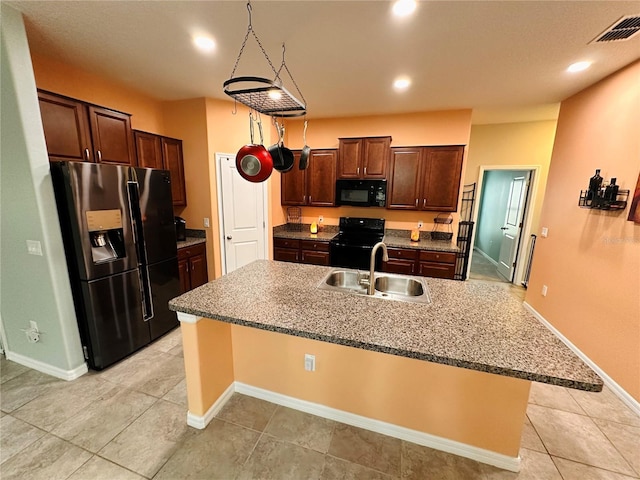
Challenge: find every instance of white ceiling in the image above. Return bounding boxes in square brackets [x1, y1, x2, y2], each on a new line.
[9, 0, 640, 124]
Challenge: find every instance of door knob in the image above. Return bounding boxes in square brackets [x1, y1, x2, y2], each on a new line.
[226, 235, 232, 240]
[500, 227, 508, 230]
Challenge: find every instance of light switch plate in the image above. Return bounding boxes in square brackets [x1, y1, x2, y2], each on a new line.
[203, 218, 210, 228]
[26, 240, 43, 256]
[541, 227, 548, 238]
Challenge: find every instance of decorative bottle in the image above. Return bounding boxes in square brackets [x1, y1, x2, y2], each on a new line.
[587, 169, 603, 205]
[604, 178, 619, 205]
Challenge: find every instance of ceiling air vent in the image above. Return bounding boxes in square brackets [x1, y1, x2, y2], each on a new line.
[592, 15, 640, 43]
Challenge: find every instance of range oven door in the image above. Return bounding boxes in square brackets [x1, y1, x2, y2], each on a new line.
[329, 240, 384, 270]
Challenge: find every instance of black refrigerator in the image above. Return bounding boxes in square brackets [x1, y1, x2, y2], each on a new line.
[50, 161, 180, 370]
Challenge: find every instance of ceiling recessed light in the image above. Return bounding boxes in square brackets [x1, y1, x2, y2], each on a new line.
[193, 36, 216, 53]
[393, 0, 417, 17]
[393, 77, 411, 90]
[268, 90, 283, 101]
[567, 61, 592, 73]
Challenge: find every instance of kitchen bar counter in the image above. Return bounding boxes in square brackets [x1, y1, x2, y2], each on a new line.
[169, 260, 601, 469]
[170, 260, 600, 391]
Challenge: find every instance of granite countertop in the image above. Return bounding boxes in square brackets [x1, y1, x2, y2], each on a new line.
[169, 260, 602, 392]
[177, 237, 207, 249]
[273, 224, 458, 252]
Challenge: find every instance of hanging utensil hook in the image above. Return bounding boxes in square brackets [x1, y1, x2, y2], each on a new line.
[246, 1, 253, 30]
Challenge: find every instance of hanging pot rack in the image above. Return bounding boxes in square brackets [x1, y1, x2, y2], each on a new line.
[223, 1, 307, 118]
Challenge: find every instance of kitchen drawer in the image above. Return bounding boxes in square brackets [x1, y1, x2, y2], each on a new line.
[301, 250, 330, 266]
[274, 238, 301, 250]
[387, 247, 418, 260]
[300, 240, 330, 252]
[383, 258, 416, 275]
[418, 261, 455, 279]
[274, 247, 300, 263]
[419, 250, 456, 264]
[177, 242, 206, 260]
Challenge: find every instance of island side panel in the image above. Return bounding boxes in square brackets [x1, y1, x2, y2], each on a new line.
[231, 324, 531, 457]
[180, 318, 234, 418]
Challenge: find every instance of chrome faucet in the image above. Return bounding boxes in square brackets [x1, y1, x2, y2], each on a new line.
[368, 242, 389, 295]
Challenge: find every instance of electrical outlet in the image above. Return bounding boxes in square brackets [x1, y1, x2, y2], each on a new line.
[318, 216, 323, 223]
[541, 227, 548, 238]
[541, 285, 548, 296]
[203, 218, 210, 228]
[30, 321, 39, 331]
[418, 221, 423, 228]
[26, 240, 43, 256]
[304, 353, 316, 372]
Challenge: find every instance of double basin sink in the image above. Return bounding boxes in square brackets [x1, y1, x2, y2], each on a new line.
[317, 268, 431, 304]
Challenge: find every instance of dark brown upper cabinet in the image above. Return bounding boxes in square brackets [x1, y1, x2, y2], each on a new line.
[337, 136, 390, 179]
[134, 130, 187, 207]
[281, 149, 337, 207]
[387, 145, 464, 212]
[38, 90, 135, 166]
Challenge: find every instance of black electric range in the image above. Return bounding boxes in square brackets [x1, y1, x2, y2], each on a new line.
[329, 217, 385, 270]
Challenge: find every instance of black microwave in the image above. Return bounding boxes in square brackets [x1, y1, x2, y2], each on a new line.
[335, 179, 387, 207]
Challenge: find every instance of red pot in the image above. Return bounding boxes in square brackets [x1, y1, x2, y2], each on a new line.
[236, 145, 273, 183]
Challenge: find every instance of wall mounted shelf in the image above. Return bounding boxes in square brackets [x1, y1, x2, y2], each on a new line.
[578, 189, 629, 210]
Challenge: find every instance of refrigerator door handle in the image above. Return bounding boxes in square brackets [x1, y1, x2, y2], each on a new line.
[127, 178, 154, 321]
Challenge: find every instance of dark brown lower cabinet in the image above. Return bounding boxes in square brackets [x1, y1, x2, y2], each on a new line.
[418, 251, 456, 279]
[300, 240, 330, 266]
[382, 248, 418, 275]
[273, 238, 301, 263]
[273, 237, 330, 265]
[177, 243, 208, 293]
[382, 247, 456, 279]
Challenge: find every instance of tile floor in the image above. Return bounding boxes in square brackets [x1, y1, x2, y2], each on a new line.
[2, 297, 639, 479]
[469, 249, 510, 284]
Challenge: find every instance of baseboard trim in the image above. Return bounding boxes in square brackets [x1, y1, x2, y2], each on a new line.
[234, 382, 521, 472]
[186, 382, 235, 429]
[523, 302, 640, 417]
[473, 247, 499, 267]
[4, 350, 88, 381]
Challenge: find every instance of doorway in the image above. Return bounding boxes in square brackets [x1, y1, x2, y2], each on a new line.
[216, 153, 270, 275]
[469, 166, 539, 286]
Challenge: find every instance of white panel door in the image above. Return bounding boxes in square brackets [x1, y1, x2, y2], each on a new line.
[497, 176, 528, 281]
[220, 154, 266, 273]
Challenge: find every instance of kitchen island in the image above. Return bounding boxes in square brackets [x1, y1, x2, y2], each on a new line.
[169, 260, 601, 471]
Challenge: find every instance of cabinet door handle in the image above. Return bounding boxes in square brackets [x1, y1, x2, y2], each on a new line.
[186, 263, 189, 273]
[84, 148, 90, 161]
[423, 198, 426, 208]
[96, 150, 102, 163]
[357, 167, 360, 176]
[303, 195, 307, 203]
[364, 167, 367, 176]
[415, 199, 418, 207]
[309, 196, 312, 203]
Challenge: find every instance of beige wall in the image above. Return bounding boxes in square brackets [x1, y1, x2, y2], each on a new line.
[465, 121, 557, 234]
[526, 61, 640, 401]
[31, 53, 165, 133]
[280, 110, 473, 231]
[162, 98, 216, 279]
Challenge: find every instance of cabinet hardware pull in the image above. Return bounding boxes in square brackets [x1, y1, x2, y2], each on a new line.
[357, 167, 360, 175]
[84, 148, 90, 161]
[309, 196, 312, 203]
[423, 198, 426, 208]
[96, 150, 102, 162]
[364, 167, 367, 175]
[186, 264, 189, 272]
[303, 195, 306, 203]
[415, 199, 418, 207]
